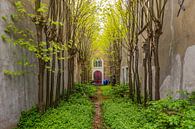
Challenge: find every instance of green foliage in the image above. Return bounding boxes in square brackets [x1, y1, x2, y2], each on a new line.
[100, 85, 112, 96]
[110, 84, 129, 98]
[3, 70, 25, 76]
[100, 85, 129, 98]
[17, 56, 34, 67]
[16, 88, 94, 129]
[1, 34, 9, 42]
[2, 16, 7, 21]
[37, 3, 48, 13]
[74, 83, 97, 97]
[10, 14, 18, 22]
[189, 91, 195, 104]
[103, 97, 195, 129]
[15, 1, 26, 13]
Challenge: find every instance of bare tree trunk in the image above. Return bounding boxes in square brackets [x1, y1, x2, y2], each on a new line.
[132, 53, 136, 96]
[56, 51, 62, 105]
[38, 54, 45, 112]
[148, 38, 153, 101]
[67, 55, 75, 97]
[128, 51, 134, 101]
[153, 32, 161, 100]
[35, 0, 45, 113]
[50, 50, 55, 106]
[143, 49, 148, 105]
[61, 50, 65, 98]
[45, 38, 51, 108]
[134, 44, 141, 104]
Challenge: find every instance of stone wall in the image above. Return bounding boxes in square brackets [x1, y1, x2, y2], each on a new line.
[0, 0, 38, 129]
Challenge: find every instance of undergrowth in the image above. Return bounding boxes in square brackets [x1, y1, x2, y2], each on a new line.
[100, 85, 112, 96]
[102, 85, 195, 129]
[16, 84, 96, 129]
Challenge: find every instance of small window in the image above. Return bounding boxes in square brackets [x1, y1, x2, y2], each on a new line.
[99, 60, 102, 67]
[126, 67, 129, 83]
[94, 59, 102, 67]
[122, 68, 125, 83]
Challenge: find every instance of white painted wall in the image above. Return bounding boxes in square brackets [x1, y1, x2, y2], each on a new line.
[92, 59, 104, 84]
[120, 66, 128, 84]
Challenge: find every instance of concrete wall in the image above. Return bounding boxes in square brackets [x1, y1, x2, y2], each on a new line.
[120, 0, 195, 99]
[0, 0, 38, 129]
[159, 0, 195, 98]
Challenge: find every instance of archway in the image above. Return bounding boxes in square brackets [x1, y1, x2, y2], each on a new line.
[94, 71, 102, 85]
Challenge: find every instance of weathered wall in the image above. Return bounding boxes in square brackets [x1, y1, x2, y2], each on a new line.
[120, 0, 195, 99]
[0, 0, 38, 129]
[159, 0, 195, 98]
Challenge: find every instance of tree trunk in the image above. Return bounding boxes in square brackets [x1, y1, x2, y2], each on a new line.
[67, 55, 75, 97]
[45, 40, 51, 108]
[143, 57, 147, 106]
[153, 34, 160, 100]
[148, 39, 153, 101]
[38, 57, 45, 112]
[134, 45, 141, 104]
[128, 51, 134, 101]
[50, 51, 55, 106]
[61, 50, 65, 98]
[35, 0, 45, 113]
[55, 51, 61, 105]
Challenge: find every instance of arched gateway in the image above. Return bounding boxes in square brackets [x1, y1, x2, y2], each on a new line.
[94, 71, 102, 85]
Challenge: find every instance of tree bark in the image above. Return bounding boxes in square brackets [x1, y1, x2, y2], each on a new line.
[56, 51, 62, 105]
[50, 51, 55, 106]
[153, 33, 160, 100]
[134, 44, 141, 104]
[35, 0, 45, 113]
[143, 56, 147, 106]
[67, 55, 75, 97]
[128, 51, 134, 101]
[148, 38, 153, 101]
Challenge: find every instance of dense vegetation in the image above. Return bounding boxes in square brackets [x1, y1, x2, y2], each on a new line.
[16, 84, 195, 129]
[16, 84, 96, 129]
[102, 85, 195, 129]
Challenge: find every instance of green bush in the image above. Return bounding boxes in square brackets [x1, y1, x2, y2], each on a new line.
[74, 83, 97, 97]
[110, 84, 129, 98]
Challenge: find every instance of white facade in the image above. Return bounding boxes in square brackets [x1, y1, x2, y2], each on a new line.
[120, 66, 129, 84]
[92, 59, 104, 84]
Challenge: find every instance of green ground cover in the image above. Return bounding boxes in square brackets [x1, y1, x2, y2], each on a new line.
[16, 84, 96, 129]
[15, 84, 195, 129]
[102, 85, 195, 129]
[100, 85, 112, 96]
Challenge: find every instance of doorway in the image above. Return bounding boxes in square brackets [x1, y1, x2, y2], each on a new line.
[94, 71, 102, 85]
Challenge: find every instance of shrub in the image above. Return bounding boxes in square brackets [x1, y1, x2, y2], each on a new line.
[74, 83, 97, 97]
[111, 84, 129, 98]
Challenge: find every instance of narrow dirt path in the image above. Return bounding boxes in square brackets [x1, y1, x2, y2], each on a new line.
[93, 87, 103, 129]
